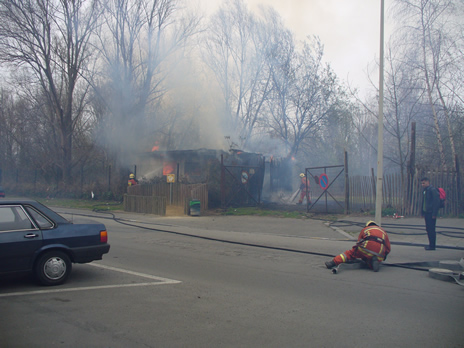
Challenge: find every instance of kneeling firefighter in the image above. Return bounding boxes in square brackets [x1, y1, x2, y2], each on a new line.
[325, 221, 391, 272]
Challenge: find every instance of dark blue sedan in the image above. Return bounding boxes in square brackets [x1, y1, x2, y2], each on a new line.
[0, 199, 110, 285]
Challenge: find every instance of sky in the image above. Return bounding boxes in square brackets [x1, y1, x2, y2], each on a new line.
[194, 0, 392, 94]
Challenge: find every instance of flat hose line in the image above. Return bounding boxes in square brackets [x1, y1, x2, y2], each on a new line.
[330, 220, 464, 235]
[59, 209, 462, 273]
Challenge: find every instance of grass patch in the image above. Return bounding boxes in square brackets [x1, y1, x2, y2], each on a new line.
[223, 206, 316, 219]
[36, 197, 123, 212]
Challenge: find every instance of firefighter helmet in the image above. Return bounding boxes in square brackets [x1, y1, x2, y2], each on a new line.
[366, 220, 377, 227]
[299, 173, 305, 177]
[129, 173, 135, 179]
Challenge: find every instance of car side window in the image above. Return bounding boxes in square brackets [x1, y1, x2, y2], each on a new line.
[0, 206, 35, 231]
[25, 206, 54, 229]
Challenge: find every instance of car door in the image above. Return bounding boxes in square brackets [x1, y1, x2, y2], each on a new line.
[0, 205, 43, 273]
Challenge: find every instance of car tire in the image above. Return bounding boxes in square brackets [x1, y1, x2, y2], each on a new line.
[35, 251, 72, 286]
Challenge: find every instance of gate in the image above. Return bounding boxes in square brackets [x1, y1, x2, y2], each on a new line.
[305, 152, 349, 214]
[220, 153, 265, 208]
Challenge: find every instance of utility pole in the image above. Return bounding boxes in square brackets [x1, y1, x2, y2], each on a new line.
[375, 0, 385, 225]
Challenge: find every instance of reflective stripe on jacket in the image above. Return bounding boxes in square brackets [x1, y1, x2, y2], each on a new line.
[356, 226, 391, 260]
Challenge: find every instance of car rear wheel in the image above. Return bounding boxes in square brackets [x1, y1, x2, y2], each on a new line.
[35, 251, 72, 286]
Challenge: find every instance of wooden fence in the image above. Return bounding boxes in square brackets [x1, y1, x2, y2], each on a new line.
[349, 175, 376, 212]
[407, 167, 460, 216]
[126, 182, 208, 215]
[123, 195, 167, 215]
[349, 168, 461, 216]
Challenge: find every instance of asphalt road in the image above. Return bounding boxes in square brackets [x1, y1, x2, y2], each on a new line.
[1, 210, 463, 347]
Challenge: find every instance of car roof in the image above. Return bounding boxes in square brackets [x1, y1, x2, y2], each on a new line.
[0, 199, 36, 204]
[0, 199, 44, 207]
[0, 199, 70, 224]
[0, 199, 39, 206]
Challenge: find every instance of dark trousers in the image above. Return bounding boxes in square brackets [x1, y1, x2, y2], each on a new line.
[424, 213, 436, 248]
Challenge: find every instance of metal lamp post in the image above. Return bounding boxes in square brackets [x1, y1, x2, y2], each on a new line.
[375, 0, 385, 225]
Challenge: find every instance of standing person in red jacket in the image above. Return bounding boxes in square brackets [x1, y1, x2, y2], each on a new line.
[297, 173, 311, 205]
[325, 221, 391, 272]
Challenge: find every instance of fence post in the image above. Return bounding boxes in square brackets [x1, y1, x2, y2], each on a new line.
[221, 154, 225, 209]
[108, 165, 111, 192]
[80, 166, 84, 194]
[344, 150, 349, 214]
[371, 168, 376, 200]
[456, 155, 461, 216]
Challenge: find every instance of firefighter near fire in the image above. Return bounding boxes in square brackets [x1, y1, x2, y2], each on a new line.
[128, 173, 138, 186]
[325, 221, 391, 273]
[296, 173, 311, 205]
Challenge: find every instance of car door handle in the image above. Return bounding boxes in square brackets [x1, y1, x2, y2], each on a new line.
[24, 233, 39, 239]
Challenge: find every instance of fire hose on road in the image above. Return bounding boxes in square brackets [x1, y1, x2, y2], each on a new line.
[57, 208, 464, 286]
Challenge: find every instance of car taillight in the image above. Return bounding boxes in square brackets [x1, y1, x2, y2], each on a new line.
[100, 230, 108, 243]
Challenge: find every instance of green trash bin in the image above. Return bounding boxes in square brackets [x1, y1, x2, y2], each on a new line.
[189, 199, 201, 216]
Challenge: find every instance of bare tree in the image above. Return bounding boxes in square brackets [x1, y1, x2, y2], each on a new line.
[202, 0, 273, 149]
[0, 0, 102, 185]
[203, 1, 349, 161]
[383, 45, 426, 181]
[266, 35, 340, 159]
[93, 0, 200, 165]
[393, 0, 464, 170]
[262, 13, 296, 156]
[0, 88, 19, 177]
[355, 42, 423, 180]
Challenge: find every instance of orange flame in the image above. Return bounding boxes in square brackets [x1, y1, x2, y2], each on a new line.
[163, 162, 175, 175]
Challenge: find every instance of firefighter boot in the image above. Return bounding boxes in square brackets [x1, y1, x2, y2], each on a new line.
[325, 260, 336, 269]
[371, 257, 380, 272]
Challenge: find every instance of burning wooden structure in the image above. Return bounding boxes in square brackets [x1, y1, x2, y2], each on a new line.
[130, 148, 266, 212]
[136, 148, 225, 183]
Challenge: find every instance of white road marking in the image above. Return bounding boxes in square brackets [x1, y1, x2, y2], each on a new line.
[325, 222, 356, 240]
[87, 263, 181, 283]
[0, 263, 181, 298]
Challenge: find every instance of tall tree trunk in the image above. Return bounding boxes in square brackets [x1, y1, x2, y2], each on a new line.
[420, 7, 447, 170]
[437, 86, 457, 171]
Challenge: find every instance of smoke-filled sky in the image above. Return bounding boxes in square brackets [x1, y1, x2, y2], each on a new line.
[194, 0, 392, 93]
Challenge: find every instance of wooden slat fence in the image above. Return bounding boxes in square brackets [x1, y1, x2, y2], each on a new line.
[349, 168, 461, 216]
[123, 195, 166, 215]
[409, 167, 459, 216]
[349, 175, 376, 212]
[126, 182, 208, 214]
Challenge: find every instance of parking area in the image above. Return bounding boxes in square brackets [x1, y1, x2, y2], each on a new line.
[1, 209, 463, 347]
[0, 263, 181, 298]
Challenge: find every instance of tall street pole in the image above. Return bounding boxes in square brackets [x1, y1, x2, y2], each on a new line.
[375, 0, 385, 225]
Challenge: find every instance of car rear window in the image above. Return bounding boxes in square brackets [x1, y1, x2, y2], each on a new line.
[0, 206, 35, 231]
[25, 206, 54, 229]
